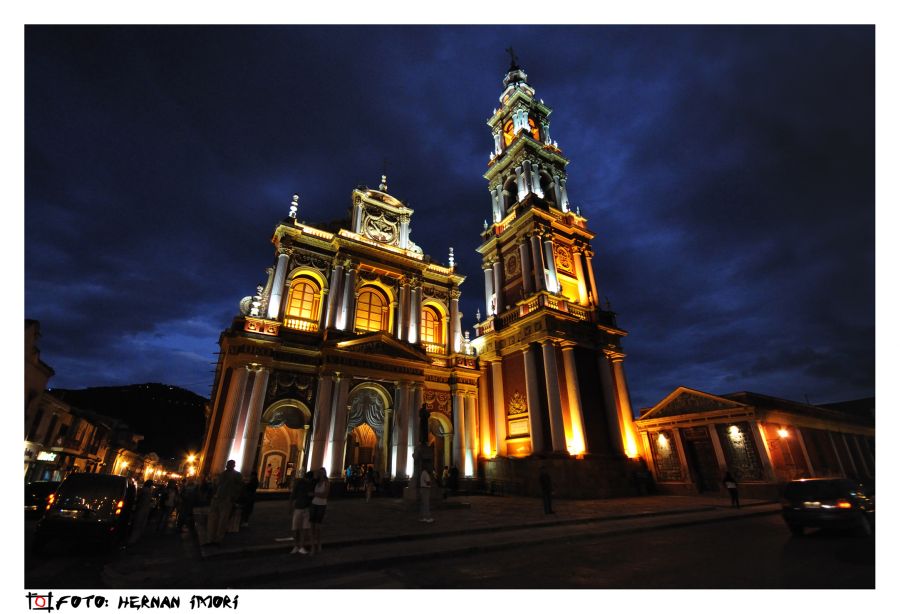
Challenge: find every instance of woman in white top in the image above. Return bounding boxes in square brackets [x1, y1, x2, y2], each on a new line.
[309, 467, 330, 553]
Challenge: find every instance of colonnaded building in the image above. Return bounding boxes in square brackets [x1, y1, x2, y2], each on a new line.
[198, 59, 645, 496]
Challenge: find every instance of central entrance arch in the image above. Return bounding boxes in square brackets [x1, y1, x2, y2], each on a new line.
[256, 400, 311, 490]
[344, 383, 393, 477]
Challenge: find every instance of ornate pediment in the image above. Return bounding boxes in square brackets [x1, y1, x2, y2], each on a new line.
[641, 387, 748, 421]
[330, 333, 429, 363]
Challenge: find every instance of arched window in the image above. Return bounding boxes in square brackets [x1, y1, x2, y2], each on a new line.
[527, 117, 541, 141]
[421, 306, 442, 345]
[355, 288, 389, 333]
[284, 278, 321, 327]
[503, 120, 516, 147]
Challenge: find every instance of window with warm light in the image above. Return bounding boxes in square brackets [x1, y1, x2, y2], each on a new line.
[285, 278, 321, 321]
[421, 306, 442, 345]
[503, 120, 516, 147]
[355, 288, 389, 333]
[528, 117, 540, 141]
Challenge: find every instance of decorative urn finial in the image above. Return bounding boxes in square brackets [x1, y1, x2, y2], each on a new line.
[289, 194, 299, 219]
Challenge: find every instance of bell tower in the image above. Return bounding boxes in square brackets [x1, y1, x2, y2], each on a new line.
[473, 56, 643, 483]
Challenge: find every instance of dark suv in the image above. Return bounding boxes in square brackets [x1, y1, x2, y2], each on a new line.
[781, 478, 874, 536]
[33, 473, 136, 552]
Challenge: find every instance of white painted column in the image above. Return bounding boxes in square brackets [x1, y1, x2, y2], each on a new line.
[542, 234, 559, 293]
[560, 344, 586, 454]
[559, 178, 570, 211]
[396, 281, 408, 339]
[492, 259, 504, 313]
[325, 262, 344, 328]
[449, 289, 461, 353]
[212, 366, 250, 473]
[483, 265, 495, 316]
[452, 391, 465, 469]
[599, 352, 625, 456]
[523, 346, 544, 455]
[399, 215, 410, 249]
[707, 423, 729, 475]
[307, 375, 334, 472]
[584, 249, 600, 306]
[515, 166, 526, 201]
[610, 356, 640, 458]
[327, 376, 351, 478]
[541, 341, 567, 453]
[392, 382, 409, 478]
[529, 234, 546, 292]
[236, 367, 271, 476]
[519, 240, 533, 295]
[464, 393, 476, 476]
[531, 161, 544, 198]
[490, 361, 508, 456]
[266, 251, 291, 319]
[523, 160, 534, 196]
[571, 246, 589, 306]
[478, 366, 492, 458]
[410, 384, 423, 472]
[494, 186, 505, 221]
[553, 175, 562, 207]
[340, 265, 358, 331]
[493, 130, 502, 154]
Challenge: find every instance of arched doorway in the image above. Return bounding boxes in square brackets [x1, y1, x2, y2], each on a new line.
[427, 413, 453, 475]
[257, 401, 311, 490]
[345, 383, 392, 477]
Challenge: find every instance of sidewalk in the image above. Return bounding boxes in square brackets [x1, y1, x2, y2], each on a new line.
[103, 492, 780, 588]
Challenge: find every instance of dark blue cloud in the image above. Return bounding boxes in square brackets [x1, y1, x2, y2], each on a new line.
[25, 25, 873, 410]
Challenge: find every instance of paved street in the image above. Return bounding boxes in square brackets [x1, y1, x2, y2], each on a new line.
[24, 494, 874, 589]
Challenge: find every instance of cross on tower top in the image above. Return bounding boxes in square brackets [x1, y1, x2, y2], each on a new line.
[505, 46, 519, 70]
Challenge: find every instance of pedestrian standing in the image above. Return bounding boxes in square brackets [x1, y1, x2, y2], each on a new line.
[441, 466, 450, 500]
[127, 479, 155, 545]
[309, 467, 330, 554]
[263, 463, 272, 489]
[723, 472, 740, 508]
[419, 467, 434, 523]
[273, 465, 283, 489]
[289, 471, 314, 554]
[156, 479, 179, 531]
[204, 460, 244, 546]
[539, 465, 554, 514]
[177, 478, 198, 533]
[240, 473, 260, 527]
[364, 466, 375, 502]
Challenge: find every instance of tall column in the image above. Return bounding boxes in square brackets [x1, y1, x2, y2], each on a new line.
[599, 352, 625, 456]
[266, 250, 291, 319]
[399, 215, 410, 249]
[490, 189, 502, 223]
[493, 129, 502, 155]
[610, 356, 640, 458]
[464, 393, 477, 476]
[560, 344, 586, 454]
[478, 366, 492, 458]
[523, 346, 544, 454]
[340, 264, 358, 331]
[380, 406, 393, 478]
[707, 423, 729, 475]
[494, 186, 505, 221]
[490, 361, 508, 456]
[325, 261, 344, 328]
[483, 264, 495, 316]
[308, 375, 334, 472]
[542, 233, 560, 293]
[452, 391, 465, 469]
[236, 367, 271, 477]
[553, 175, 562, 208]
[410, 384, 423, 472]
[559, 178, 570, 211]
[519, 240, 533, 295]
[449, 288, 461, 353]
[515, 166, 526, 201]
[584, 249, 600, 306]
[522, 160, 534, 196]
[571, 246, 589, 306]
[396, 280, 409, 339]
[412, 281, 422, 344]
[211, 366, 250, 473]
[529, 233, 546, 292]
[352, 198, 364, 233]
[531, 161, 544, 198]
[327, 376, 351, 478]
[392, 382, 410, 478]
[541, 341, 567, 453]
[541, 120, 550, 145]
[492, 259, 504, 313]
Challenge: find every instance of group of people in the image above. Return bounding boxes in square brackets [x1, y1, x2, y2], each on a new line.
[288, 467, 330, 554]
[343, 464, 379, 498]
[127, 476, 205, 545]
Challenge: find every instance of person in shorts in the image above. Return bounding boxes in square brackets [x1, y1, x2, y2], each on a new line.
[289, 471, 313, 554]
[309, 467, 330, 554]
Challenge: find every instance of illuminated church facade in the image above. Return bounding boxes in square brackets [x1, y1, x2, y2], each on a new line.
[199, 60, 643, 495]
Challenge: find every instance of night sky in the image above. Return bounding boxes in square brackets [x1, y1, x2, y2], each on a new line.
[24, 25, 874, 411]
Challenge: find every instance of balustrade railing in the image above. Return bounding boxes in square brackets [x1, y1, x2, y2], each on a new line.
[473, 293, 597, 338]
[423, 341, 446, 355]
[283, 316, 319, 332]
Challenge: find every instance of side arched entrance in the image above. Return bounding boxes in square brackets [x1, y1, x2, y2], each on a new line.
[256, 400, 311, 490]
[344, 383, 393, 477]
